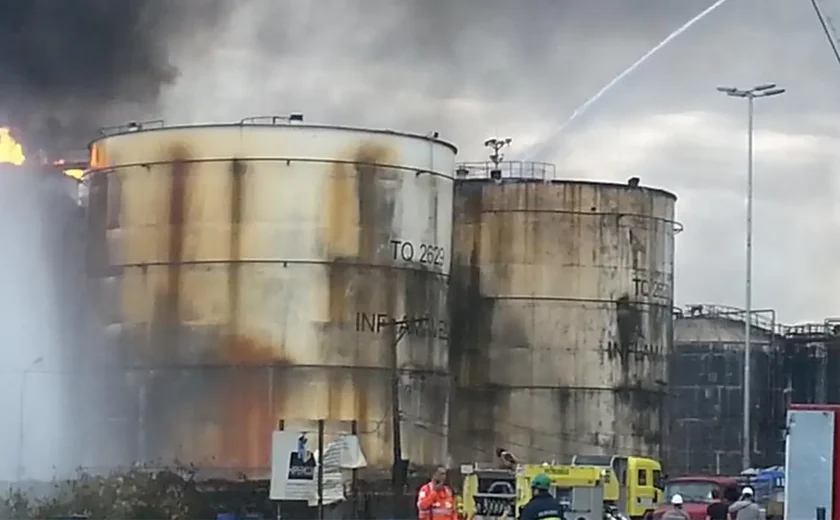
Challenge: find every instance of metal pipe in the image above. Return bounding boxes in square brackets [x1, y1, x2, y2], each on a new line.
[351, 420, 358, 520]
[392, 324, 410, 476]
[317, 419, 324, 520]
[743, 94, 754, 471]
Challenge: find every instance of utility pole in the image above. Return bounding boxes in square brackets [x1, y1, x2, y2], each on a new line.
[716, 83, 786, 470]
[389, 317, 429, 512]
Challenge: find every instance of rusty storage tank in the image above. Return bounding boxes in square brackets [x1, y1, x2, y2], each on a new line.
[85, 118, 457, 477]
[450, 162, 678, 464]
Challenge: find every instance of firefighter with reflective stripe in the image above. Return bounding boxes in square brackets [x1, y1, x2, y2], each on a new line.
[418, 466, 457, 520]
[519, 474, 566, 520]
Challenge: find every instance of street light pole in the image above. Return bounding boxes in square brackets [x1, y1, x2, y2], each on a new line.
[16, 356, 43, 483]
[717, 83, 786, 471]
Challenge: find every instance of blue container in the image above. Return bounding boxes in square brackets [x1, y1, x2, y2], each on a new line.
[217, 513, 237, 520]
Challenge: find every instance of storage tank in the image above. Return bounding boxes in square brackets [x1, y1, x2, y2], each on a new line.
[670, 306, 840, 475]
[85, 118, 457, 477]
[450, 161, 678, 463]
[670, 305, 779, 475]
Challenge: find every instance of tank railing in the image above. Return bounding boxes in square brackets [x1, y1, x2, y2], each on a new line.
[97, 119, 165, 136]
[455, 160, 557, 182]
[239, 114, 304, 125]
[680, 304, 840, 339]
[783, 321, 840, 339]
[824, 318, 840, 336]
[679, 304, 780, 334]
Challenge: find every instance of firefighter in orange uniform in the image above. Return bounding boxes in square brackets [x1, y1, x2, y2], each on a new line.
[417, 466, 457, 520]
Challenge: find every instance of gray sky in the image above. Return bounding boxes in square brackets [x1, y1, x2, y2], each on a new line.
[152, 0, 840, 325]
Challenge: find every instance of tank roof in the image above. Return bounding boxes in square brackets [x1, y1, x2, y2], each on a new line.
[89, 119, 458, 154]
[455, 160, 677, 200]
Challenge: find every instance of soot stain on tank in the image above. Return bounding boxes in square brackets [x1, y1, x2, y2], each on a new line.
[353, 141, 397, 261]
[326, 142, 397, 327]
[612, 381, 665, 452]
[613, 294, 642, 366]
[143, 143, 196, 468]
[149, 144, 191, 363]
[322, 142, 398, 444]
[449, 184, 496, 459]
[228, 158, 246, 337]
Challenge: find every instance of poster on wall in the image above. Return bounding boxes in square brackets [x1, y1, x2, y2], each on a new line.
[269, 429, 368, 502]
[270, 431, 317, 500]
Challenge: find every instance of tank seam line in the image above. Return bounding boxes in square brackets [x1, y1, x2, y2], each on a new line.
[481, 384, 668, 393]
[486, 295, 671, 306]
[87, 156, 456, 180]
[463, 209, 681, 227]
[57, 364, 450, 375]
[93, 259, 450, 277]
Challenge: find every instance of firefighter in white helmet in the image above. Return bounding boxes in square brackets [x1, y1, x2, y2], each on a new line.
[728, 487, 760, 520]
[661, 494, 691, 520]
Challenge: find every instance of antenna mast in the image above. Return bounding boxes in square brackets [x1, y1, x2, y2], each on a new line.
[484, 137, 512, 181]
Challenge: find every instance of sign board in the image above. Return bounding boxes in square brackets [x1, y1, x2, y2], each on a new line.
[270, 431, 318, 500]
[269, 429, 368, 502]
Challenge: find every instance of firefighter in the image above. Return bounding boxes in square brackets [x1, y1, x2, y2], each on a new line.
[728, 487, 760, 520]
[662, 494, 691, 520]
[519, 474, 566, 520]
[417, 466, 457, 520]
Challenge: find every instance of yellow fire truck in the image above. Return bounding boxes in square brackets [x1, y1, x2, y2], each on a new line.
[459, 462, 605, 520]
[571, 455, 664, 519]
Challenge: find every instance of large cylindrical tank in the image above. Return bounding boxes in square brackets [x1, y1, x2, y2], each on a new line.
[450, 162, 678, 463]
[85, 121, 457, 476]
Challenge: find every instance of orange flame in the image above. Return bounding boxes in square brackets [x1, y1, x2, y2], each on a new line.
[0, 127, 25, 166]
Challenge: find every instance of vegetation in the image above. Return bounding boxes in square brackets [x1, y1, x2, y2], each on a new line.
[0, 464, 262, 520]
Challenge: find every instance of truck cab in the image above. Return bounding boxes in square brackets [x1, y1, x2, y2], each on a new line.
[571, 455, 663, 519]
[653, 476, 739, 520]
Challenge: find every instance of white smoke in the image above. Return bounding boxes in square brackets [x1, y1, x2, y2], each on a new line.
[0, 170, 77, 482]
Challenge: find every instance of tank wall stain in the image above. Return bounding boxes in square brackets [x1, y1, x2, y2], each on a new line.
[85, 125, 456, 476]
[451, 180, 677, 463]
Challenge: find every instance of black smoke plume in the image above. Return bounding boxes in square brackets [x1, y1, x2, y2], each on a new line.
[0, 0, 229, 152]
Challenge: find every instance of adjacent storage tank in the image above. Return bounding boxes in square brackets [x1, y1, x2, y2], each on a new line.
[450, 162, 678, 463]
[671, 306, 840, 475]
[85, 119, 457, 476]
[670, 306, 779, 475]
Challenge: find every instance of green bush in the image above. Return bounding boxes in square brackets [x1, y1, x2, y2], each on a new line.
[1, 464, 205, 520]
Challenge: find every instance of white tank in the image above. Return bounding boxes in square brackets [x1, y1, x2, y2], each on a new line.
[85, 120, 457, 476]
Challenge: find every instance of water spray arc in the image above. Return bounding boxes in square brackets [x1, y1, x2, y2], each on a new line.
[521, 0, 732, 162]
[809, 0, 840, 70]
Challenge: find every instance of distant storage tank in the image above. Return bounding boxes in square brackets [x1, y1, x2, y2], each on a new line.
[450, 162, 678, 463]
[671, 306, 839, 475]
[85, 119, 457, 476]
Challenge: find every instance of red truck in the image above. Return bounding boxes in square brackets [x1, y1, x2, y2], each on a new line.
[652, 476, 740, 520]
